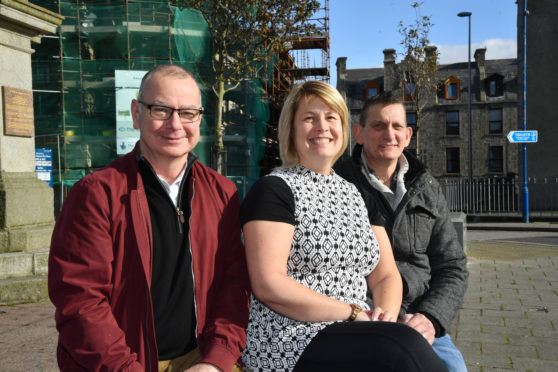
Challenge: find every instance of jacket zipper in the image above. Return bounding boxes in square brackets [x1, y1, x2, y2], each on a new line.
[188, 176, 199, 338]
[175, 173, 188, 233]
[145, 291, 152, 371]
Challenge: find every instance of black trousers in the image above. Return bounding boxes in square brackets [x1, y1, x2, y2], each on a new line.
[293, 321, 449, 372]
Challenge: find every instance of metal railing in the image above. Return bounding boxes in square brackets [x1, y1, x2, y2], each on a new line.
[443, 177, 558, 217]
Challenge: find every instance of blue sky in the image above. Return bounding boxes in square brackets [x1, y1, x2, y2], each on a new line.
[328, 0, 518, 81]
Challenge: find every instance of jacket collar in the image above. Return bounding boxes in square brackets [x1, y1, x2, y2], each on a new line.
[134, 141, 198, 181]
[350, 143, 426, 186]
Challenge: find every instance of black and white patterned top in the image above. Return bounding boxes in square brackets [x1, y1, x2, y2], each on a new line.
[241, 165, 380, 371]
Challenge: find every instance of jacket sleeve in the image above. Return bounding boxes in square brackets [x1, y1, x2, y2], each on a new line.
[48, 178, 143, 372]
[414, 181, 469, 335]
[198, 187, 250, 371]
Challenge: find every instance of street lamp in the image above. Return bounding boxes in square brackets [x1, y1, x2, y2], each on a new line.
[458, 11, 472, 182]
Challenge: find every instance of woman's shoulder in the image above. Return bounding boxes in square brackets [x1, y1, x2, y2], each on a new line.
[241, 174, 295, 226]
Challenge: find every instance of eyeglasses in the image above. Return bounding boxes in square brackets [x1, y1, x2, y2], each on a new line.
[137, 100, 204, 123]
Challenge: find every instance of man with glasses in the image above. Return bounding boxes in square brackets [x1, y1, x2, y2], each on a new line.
[49, 65, 250, 372]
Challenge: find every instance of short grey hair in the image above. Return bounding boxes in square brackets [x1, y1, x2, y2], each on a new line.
[137, 64, 201, 105]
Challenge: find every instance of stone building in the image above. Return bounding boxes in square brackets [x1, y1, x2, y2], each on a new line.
[336, 47, 519, 182]
[517, 0, 558, 181]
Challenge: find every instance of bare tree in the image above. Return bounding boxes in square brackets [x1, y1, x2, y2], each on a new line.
[398, 1, 438, 159]
[171, 0, 320, 174]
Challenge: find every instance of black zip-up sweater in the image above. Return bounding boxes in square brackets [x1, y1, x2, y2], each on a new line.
[139, 155, 197, 360]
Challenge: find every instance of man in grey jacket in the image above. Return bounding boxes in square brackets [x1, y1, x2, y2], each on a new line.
[335, 92, 468, 372]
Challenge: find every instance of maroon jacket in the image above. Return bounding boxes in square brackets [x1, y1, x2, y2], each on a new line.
[48, 148, 249, 372]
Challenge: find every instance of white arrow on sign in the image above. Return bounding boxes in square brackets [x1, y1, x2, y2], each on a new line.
[507, 130, 538, 143]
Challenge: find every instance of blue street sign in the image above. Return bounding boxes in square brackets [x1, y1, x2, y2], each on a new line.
[35, 148, 53, 187]
[507, 130, 538, 143]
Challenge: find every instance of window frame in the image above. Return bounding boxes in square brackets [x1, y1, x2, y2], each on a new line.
[365, 80, 380, 100]
[485, 74, 504, 97]
[445, 111, 460, 135]
[446, 147, 460, 174]
[403, 81, 415, 101]
[488, 145, 504, 172]
[444, 76, 460, 100]
[488, 108, 503, 134]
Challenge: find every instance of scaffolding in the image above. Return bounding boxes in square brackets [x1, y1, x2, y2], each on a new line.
[258, 0, 331, 174]
[289, 0, 330, 83]
[32, 0, 271, 206]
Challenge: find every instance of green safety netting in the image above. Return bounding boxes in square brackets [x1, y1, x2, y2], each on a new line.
[32, 0, 272, 199]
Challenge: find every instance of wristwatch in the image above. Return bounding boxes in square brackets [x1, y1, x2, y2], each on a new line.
[347, 303, 362, 321]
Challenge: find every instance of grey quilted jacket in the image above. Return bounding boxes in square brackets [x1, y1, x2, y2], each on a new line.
[334, 145, 468, 336]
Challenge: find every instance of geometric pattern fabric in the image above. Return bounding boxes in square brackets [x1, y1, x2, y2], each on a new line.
[242, 165, 380, 371]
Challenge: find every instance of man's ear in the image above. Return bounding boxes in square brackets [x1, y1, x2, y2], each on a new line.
[406, 126, 413, 140]
[353, 124, 364, 145]
[131, 99, 140, 130]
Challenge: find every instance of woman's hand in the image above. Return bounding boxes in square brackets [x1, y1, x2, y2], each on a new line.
[365, 307, 398, 322]
[354, 310, 371, 322]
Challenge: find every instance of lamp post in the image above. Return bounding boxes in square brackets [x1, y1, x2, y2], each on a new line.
[458, 11, 472, 182]
[521, 0, 529, 223]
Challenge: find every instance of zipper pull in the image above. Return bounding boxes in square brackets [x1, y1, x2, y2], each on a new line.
[177, 208, 185, 223]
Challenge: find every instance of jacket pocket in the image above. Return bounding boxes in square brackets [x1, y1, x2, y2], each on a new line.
[408, 206, 436, 253]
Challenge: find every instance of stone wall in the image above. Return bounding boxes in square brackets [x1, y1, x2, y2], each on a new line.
[0, 0, 64, 304]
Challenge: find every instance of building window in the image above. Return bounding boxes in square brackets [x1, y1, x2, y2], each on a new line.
[489, 108, 503, 134]
[446, 111, 459, 135]
[489, 80, 497, 96]
[406, 112, 417, 137]
[485, 74, 504, 97]
[365, 80, 380, 99]
[444, 76, 460, 100]
[446, 148, 460, 174]
[488, 146, 503, 172]
[403, 82, 415, 101]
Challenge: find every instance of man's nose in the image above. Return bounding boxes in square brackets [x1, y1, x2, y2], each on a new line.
[383, 125, 395, 139]
[167, 110, 183, 129]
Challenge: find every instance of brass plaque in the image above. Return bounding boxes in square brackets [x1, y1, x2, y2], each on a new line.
[2, 86, 34, 137]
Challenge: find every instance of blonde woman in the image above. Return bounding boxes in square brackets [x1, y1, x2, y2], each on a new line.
[240, 81, 448, 372]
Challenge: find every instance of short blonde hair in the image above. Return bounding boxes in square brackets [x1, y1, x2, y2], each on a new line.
[278, 81, 350, 168]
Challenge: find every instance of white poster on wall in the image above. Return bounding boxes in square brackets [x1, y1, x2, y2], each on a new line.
[115, 70, 147, 155]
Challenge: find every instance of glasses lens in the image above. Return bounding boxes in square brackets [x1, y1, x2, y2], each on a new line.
[150, 105, 172, 120]
[179, 109, 200, 122]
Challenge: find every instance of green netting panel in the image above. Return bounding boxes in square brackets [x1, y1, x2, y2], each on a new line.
[34, 92, 62, 133]
[172, 7, 211, 66]
[31, 0, 273, 197]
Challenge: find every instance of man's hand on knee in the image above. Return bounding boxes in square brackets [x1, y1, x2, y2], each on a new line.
[399, 313, 435, 345]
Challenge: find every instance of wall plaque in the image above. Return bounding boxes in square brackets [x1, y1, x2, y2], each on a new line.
[2, 86, 34, 137]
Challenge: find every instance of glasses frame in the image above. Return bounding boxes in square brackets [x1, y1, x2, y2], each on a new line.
[137, 100, 204, 123]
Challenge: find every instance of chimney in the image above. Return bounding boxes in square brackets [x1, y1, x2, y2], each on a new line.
[474, 48, 487, 101]
[336, 57, 347, 100]
[383, 48, 397, 92]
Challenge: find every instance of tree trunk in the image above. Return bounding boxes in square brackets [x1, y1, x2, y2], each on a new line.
[415, 113, 421, 160]
[214, 80, 227, 175]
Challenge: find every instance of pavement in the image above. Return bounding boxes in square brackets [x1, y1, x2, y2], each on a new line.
[1, 222, 557, 371]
